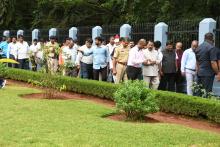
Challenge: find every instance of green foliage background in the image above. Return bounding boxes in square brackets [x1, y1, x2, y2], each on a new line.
[0, 0, 220, 29]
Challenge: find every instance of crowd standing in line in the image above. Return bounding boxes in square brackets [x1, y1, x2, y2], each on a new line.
[0, 33, 220, 97]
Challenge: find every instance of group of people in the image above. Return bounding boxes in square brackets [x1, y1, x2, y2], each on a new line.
[0, 33, 220, 96]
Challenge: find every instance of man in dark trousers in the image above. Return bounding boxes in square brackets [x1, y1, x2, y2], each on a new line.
[175, 42, 185, 93]
[159, 41, 177, 92]
[196, 33, 219, 93]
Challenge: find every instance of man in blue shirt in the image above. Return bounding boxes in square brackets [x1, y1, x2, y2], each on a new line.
[0, 36, 11, 59]
[79, 37, 109, 81]
[196, 33, 219, 93]
[0, 36, 10, 89]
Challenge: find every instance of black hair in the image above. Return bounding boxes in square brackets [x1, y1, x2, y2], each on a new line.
[120, 37, 130, 42]
[109, 36, 115, 40]
[49, 36, 56, 40]
[33, 39, 38, 42]
[154, 41, 161, 49]
[166, 41, 173, 46]
[204, 32, 214, 41]
[86, 38, 93, 44]
[95, 36, 103, 42]
[18, 35, 24, 39]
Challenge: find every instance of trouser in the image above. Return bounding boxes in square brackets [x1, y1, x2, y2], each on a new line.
[93, 66, 107, 81]
[126, 66, 142, 80]
[63, 67, 78, 77]
[197, 75, 215, 93]
[80, 62, 93, 79]
[159, 73, 176, 92]
[47, 58, 58, 74]
[30, 56, 37, 71]
[35, 58, 44, 71]
[8, 54, 18, 68]
[143, 76, 160, 90]
[175, 70, 186, 93]
[185, 70, 197, 95]
[18, 58, 29, 70]
[115, 63, 128, 84]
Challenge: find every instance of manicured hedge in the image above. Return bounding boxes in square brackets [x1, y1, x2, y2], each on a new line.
[1, 67, 220, 124]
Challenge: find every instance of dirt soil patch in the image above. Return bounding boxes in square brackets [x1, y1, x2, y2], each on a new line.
[7, 79, 220, 134]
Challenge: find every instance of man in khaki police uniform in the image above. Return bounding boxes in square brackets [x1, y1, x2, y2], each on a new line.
[45, 36, 60, 74]
[112, 37, 130, 84]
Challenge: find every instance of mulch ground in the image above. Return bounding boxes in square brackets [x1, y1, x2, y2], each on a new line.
[7, 79, 220, 134]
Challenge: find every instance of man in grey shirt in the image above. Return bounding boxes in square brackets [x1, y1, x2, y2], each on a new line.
[196, 33, 219, 93]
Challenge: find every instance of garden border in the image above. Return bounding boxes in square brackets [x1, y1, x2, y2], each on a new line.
[1, 68, 220, 124]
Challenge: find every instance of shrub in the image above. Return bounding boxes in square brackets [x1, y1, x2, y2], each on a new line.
[114, 80, 159, 120]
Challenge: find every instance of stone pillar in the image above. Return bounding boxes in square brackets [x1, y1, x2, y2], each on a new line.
[92, 26, 102, 44]
[32, 29, 40, 41]
[49, 28, 58, 38]
[154, 22, 168, 49]
[120, 24, 131, 38]
[69, 27, 78, 40]
[199, 18, 216, 45]
[3, 30, 10, 37]
[17, 30, 24, 37]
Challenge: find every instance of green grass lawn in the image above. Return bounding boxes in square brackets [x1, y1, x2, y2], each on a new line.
[0, 85, 220, 147]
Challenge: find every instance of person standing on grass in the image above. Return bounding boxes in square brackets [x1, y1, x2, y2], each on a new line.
[16, 35, 30, 70]
[142, 41, 160, 89]
[76, 38, 93, 79]
[196, 33, 219, 93]
[8, 37, 18, 68]
[175, 42, 185, 93]
[112, 37, 130, 84]
[181, 40, 198, 95]
[59, 37, 71, 66]
[126, 39, 146, 80]
[78, 37, 109, 81]
[106, 36, 115, 82]
[62, 38, 78, 77]
[159, 41, 177, 92]
[0, 36, 11, 59]
[45, 36, 60, 74]
[35, 39, 45, 71]
[29, 39, 38, 71]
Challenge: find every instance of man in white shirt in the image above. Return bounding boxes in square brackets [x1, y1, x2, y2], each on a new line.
[142, 41, 160, 89]
[16, 35, 30, 70]
[62, 38, 78, 77]
[8, 37, 18, 68]
[181, 40, 198, 95]
[106, 36, 115, 82]
[76, 38, 93, 79]
[127, 39, 146, 80]
[29, 39, 38, 71]
[35, 39, 45, 71]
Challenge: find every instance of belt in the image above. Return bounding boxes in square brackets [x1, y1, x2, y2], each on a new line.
[185, 68, 196, 71]
[117, 62, 127, 65]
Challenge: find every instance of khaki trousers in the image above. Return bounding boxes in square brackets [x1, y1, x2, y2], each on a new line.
[115, 63, 128, 84]
[143, 76, 160, 90]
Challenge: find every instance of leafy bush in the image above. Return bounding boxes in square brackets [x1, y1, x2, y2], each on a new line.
[1, 67, 220, 124]
[191, 82, 219, 100]
[114, 80, 159, 120]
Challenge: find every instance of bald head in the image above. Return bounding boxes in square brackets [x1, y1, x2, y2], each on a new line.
[137, 39, 147, 49]
[176, 42, 183, 50]
[191, 40, 198, 50]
